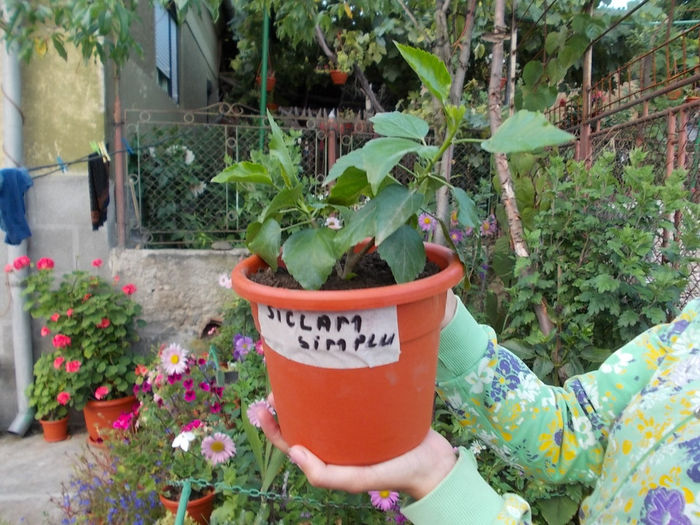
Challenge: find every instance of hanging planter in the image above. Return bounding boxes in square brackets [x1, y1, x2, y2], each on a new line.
[330, 69, 348, 85]
[231, 241, 463, 465]
[255, 73, 276, 92]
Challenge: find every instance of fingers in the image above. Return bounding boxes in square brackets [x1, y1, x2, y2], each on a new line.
[255, 399, 289, 455]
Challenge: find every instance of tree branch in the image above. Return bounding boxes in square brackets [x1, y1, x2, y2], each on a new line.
[314, 24, 336, 62]
[395, 0, 424, 34]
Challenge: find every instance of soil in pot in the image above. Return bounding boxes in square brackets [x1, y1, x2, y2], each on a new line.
[249, 250, 440, 290]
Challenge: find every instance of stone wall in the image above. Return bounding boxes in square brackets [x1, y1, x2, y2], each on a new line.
[110, 248, 248, 351]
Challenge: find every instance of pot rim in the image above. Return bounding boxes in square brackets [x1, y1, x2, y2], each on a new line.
[232, 241, 463, 311]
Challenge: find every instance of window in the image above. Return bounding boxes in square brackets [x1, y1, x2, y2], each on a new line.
[155, 4, 178, 102]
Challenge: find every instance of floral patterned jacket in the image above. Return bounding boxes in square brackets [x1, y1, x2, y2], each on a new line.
[402, 298, 700, 524]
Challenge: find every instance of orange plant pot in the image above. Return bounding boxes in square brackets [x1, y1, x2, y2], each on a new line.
[330, 70, 348, 85]
[39, 416, 69, 442]
[159, 489, 215, 525]
[83, 395, 137, 447]
[232, 242, 463, 465]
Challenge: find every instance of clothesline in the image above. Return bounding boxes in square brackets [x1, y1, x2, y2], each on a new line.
[25, 133, 177, 178]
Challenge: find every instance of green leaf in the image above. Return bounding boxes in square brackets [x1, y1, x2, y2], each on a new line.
[395, 42, 451, 105]
[267, 111, 298, 187]
[282, 228, 337, 290]
[481, 110, 575, 154]
[593, 273, 619, 293]
[370, 112, 429, 140]
[240, 402, 265, 475]
[522, 60, 544, 86]
[333, 199, 378, 254]
[451, 187, 479, 228]
[618, 309, 639, 328]
[260, 185, 303, 222]
[246, 219, 281, 271]
[326, 168, 370, 206]
[559, 35, 589, 69]
[377, 226, 426, 284]
[363, 138, 436, 193]
[211, 162, 272, 185]
[501, 339, 536, 361]
[373, 185, 424, 245]
[261, 448, 286, 492]
[538, 495, 580, 525]
[533, 357, 554, 380]
[325, 149, 365, 184]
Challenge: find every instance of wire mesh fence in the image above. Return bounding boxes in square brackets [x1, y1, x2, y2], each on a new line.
[124, 105, 490, 248]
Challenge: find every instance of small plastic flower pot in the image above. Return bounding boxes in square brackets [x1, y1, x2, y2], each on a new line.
[39, 416, 69, 442]
[83, 395, 137, 447]
[231, 242, 463, 465]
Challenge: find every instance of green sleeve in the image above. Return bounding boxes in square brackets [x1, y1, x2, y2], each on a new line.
[435, 299, 665, 484]
[401, 447, 531, 524]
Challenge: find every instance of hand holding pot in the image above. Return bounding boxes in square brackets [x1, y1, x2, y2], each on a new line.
[254, 395, 458, 500]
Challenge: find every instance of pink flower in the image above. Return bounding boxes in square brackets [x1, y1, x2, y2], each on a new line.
[199, 381, 211, 392]
[53, 356, 65, 370]
[66, 308, 73, 317]
[418, 212, 437, 233]
[201, 432, 236, 465]
[135, 364, 148, 376]
[247, 399, 276, 428]
[41, 326, 51, 337]
[65, 360, 81, 373]
[183, 419, 203, 432]
[209, 402, 222, 414]
[12, 255, 30, 270]
[255, 339, 264, 356]
[91, 258, 103, 268]
[56, 391, 71, 405]
[122, 284, 136, 295]
[50, 313, 60, 322]
[96, 318, 110, 328]
[112, 411, 135, 430]
[184, 390, 196, 402]
[368, 490, 400, 511]
[94, 386, 110, 400]
[4, 264, 13, 273]
[52, 334, 71, 348]
[36, 257, 54, 270]
[113, 275, 120, 283]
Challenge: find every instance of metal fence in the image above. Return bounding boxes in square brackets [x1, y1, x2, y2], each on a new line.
[124, 104, 489, 248]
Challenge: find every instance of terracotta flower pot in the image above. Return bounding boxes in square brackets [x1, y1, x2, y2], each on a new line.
[255, 74, 276, 92]
[231, 242, 463, 465]
[159, 489, 215, 525]
[83, 395, 137, 447]
[39, 416, 69, 442]
[330, 70, 348, 85]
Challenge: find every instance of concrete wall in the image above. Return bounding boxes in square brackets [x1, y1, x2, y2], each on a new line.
[110, 247, 247, 351]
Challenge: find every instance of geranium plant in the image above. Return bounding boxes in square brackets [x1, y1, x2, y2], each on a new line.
[115, 343, 239, 498]
[14, 255, 144, 409]
[26, 350, 74, 421]
[212, 43, 573, 290]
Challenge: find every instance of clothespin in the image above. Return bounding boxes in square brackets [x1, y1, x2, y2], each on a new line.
[89, 141, 110, 164]
[121, 137, 134, 155]
[56, 156, 67, 173]
[98, 141, 111, 164]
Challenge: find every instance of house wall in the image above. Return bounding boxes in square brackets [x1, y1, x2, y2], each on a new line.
[0, 5, 226, 430]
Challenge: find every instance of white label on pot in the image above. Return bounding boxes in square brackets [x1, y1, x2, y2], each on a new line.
[257, 304, 400, 369]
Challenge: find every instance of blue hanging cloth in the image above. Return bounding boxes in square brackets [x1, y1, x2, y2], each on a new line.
[0, 167, 33, 245]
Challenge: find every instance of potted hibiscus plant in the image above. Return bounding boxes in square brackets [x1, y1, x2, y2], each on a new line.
[212, 43, 573, 465]
[15, 255, 145, 445]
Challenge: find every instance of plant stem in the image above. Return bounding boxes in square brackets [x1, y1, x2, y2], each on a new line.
[339, 239, 374, 279]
